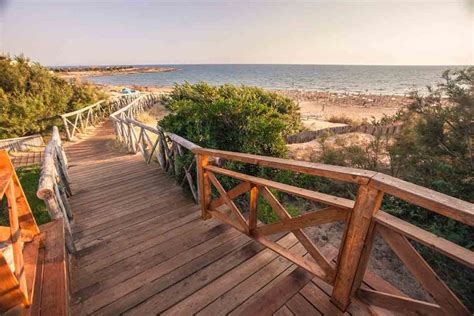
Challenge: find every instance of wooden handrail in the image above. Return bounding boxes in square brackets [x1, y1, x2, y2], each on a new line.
[374, 211, 474, 267]
[36, 126, 75, 253]
[194, 147, 474, 226]
[61, 93, 140, 140]
[370, 173, 474, 226]
[0, 134, 44, 153]
[192, 147, 473, 315]
[192, 148, 377, 184]
[60, 100, 105, 118]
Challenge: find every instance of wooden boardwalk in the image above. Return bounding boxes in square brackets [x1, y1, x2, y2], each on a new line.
[66, 122, 397, 315]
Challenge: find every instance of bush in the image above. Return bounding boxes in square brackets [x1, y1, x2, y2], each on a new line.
[0, 55, 105, 138]
[160, 82, 301, 158]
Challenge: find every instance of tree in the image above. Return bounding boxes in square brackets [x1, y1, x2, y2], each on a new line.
[0, 55, 105, 138]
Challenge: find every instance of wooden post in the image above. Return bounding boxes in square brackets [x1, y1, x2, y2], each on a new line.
[249, 185, 258, 233]
[44, 196, 76, 254]
[62, 117, 72, 141]
[196, 154, 211, 220]
[331, 185, 383, 310]
[6, 180, 29, 305]
[127, 122, 136, 153]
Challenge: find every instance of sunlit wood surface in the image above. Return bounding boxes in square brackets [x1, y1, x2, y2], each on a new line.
[66, 122, 413, 315]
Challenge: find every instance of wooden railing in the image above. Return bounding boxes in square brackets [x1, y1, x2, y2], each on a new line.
[191, 148, 473, 315]
[110, 94, 201, 201]
[0, 150, 40, 311]
[36, 126, 75, 253]
[0, 134, 44, 153]
[61, 93, 140, 141]
[109, 96, 473, 315]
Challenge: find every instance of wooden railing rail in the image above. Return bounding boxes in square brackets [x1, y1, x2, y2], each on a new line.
[61, 93, 140, 140]
[0, 150, 40, 310]
[110, 93, 201, 202]
[0, 134, 45, 153]
[191, 147, 473, 315]
[36, 126, 75, 253]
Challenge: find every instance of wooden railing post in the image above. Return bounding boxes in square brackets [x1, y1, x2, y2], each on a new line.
[196, 154, 211, 220]
[127, 122, 136, 153]
[249, 185, 258, 233]
[62, 116, 72, 141]
[331, 184, 383, 310]
[6, 179, 29, 305]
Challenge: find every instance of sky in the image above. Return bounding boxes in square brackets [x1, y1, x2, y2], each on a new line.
[0, 0, 472, 66]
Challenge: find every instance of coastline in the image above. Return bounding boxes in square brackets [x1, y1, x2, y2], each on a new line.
[53, 66, 177, 79]
[96, 83, 409, 127]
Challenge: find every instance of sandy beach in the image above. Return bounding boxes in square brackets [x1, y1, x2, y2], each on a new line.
[98, 84, 409, 128]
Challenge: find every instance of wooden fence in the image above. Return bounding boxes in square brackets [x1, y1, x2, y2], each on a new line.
[110, 93, 201, 202]
[108, 95, 473, 315]
[0, 150, 41, 311]
[192, 148, 473, 315]
[61, 93, 141, 141]
[0, 134, 44, 152]
[36, 127, 75, 253]
[286, 123, 403, 144]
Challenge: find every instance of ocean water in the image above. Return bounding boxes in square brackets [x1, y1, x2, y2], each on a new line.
[84, 64, 463, 95]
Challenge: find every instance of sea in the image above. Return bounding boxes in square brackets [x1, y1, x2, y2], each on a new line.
[83, 64, 466, 95]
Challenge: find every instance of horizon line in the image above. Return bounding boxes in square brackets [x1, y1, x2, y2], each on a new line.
[44, 62, 472, 68]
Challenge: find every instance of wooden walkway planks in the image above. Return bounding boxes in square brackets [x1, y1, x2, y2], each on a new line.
[66, 122, 386, 315]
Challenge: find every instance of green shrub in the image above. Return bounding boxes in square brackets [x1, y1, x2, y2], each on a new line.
[160, 82, 302, 158]
[0, 55, 105, 138]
